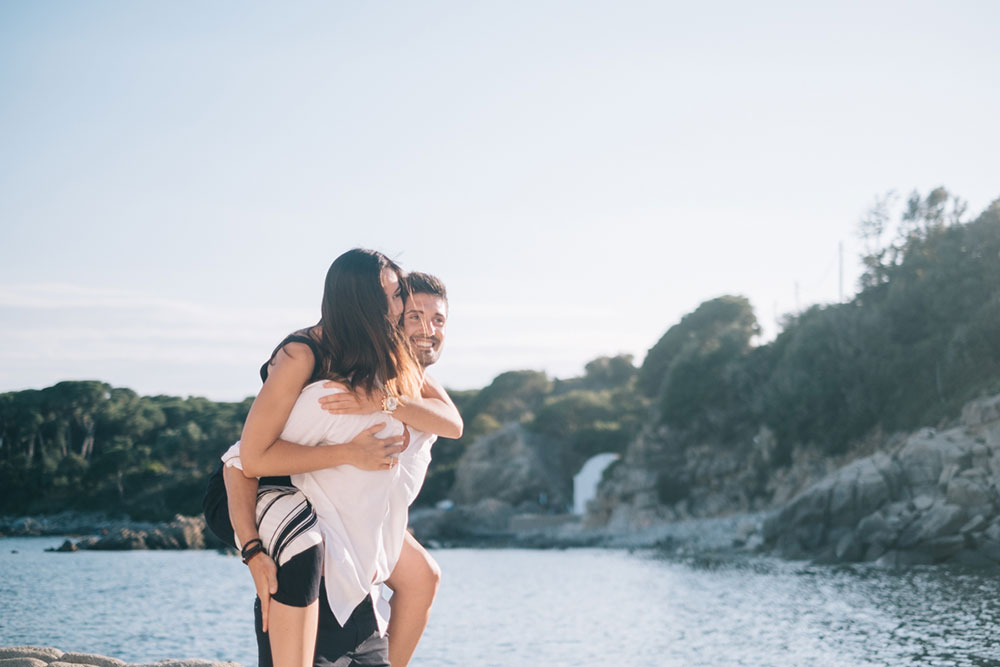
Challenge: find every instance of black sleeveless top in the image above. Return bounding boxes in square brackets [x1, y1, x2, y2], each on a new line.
[256, 332, 327, 487]
[260, 332, 326, 384]
[202, 331, 329, 547]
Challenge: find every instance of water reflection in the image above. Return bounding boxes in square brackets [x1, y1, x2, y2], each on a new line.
[3, 538, 1000, 666]
[423, 549, 1000, 666]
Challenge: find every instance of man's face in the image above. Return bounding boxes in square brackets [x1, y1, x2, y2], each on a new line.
[403, 292, 448, 367]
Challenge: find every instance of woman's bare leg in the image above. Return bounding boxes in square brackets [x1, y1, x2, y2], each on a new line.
[385, 533, 441, 667]
[267, 598, 319, 667]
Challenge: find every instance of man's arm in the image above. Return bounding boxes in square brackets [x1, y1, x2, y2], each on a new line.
[224, 464, 278, 631]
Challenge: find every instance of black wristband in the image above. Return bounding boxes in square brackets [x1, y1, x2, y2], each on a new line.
[241, 538, 264, 564]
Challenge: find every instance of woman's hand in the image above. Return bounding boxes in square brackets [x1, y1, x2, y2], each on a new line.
[318, 381, 382, 415]
[246, 550, 278, 632]
[344, 423, 409, 471]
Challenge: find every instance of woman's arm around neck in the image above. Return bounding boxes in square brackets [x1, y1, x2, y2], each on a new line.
[394, 373, 463, 439]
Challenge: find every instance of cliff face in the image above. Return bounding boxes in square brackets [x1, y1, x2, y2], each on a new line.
[760, 393, 1000, 565]
[587, 421, 805, 530]
[589, 391, 1000, 564]
[450, 422, 571, 511]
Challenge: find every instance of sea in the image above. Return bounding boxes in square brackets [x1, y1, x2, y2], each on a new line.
[2, 536, 1000, 666]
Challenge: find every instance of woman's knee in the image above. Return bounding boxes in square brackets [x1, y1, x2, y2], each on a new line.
[389, 540, 441, 599]
[424, 552, 442, 592]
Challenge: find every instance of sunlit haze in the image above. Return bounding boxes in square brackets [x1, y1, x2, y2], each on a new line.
[2, 1, 997, 400]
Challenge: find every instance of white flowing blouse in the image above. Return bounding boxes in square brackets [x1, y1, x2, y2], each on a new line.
[223, 380, 435, 633]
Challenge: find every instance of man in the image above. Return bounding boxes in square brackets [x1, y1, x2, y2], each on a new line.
[203, 272, 451, 666]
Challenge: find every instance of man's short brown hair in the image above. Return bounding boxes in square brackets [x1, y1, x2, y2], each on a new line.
[406, 272, 447, 304]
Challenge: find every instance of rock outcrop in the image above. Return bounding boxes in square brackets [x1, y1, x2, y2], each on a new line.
[588, 389, 1000, 565]
[36, 516, 212, 552]
[587, 422, 807, 530]
[408, 423, 578, 544]
[761, 393, 1000, 564]
[450, 423, 571, 510]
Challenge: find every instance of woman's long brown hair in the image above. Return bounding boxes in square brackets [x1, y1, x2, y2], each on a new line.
[316, 248, 422, 399]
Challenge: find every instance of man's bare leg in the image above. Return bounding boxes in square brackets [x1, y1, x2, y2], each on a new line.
[385, 533, 441, 667]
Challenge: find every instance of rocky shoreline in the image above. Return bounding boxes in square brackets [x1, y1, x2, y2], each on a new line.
[0, 646, 238, 667]
[1, 504, 760, 556]
[6, 393, 1000, 568]
[759, 393, 1000, 567]
[406, 501, 764, 554]
[0, 513, 229, 552]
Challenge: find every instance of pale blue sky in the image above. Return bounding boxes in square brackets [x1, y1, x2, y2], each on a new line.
[2, 1, 998, 400]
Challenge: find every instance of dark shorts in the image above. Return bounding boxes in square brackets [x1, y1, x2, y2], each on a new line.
[203, 463, 386, 665]
[255, 590, 389, 667]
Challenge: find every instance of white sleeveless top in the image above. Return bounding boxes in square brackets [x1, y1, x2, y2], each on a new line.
[223, 380, 435, 633]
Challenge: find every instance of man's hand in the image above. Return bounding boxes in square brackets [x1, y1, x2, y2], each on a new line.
[345, 423, 408, 470]
[247, 551, 278, 632]
[319, 382, 381, 415]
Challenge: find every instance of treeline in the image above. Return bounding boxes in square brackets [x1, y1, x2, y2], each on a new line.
[0, 384, 251, 520]
[637, 188, 1000, 464]
[0, 357, 644, 518]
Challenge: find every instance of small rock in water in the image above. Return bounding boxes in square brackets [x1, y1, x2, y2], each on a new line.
[45, 540, 77, 553]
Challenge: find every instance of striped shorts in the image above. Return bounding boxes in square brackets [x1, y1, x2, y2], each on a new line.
[256, 485, 324, 607]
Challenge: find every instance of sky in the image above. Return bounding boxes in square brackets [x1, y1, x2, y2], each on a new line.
[1, 0, 998, 401]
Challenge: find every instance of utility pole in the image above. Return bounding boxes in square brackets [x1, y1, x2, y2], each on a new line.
[838, 241, 844, 303]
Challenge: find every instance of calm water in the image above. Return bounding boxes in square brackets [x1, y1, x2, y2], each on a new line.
[3, 537, 1000, 666]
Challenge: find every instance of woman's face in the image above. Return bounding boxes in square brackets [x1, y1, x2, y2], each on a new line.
[380, 268, 404, 322]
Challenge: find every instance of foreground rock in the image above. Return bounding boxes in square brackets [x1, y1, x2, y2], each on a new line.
[0, 646, 238, 667]
[761, 393, 1000, 565]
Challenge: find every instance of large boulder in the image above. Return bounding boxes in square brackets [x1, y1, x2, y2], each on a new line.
[896, 429, 968, 495]
[89, 529, 148, 550]
[145, 516, 206, 550]
[450, 423, 570, 510]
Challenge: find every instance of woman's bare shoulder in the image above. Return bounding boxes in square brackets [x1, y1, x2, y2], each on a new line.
[270, 329, 320, 372]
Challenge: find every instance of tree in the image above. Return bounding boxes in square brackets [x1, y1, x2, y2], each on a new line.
[639, 295, 759, 397]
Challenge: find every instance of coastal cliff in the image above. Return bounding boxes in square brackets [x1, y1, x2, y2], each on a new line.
[760, 393, 1000, 565]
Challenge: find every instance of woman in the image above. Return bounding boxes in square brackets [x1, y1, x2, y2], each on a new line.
[214, 249, 461, 666]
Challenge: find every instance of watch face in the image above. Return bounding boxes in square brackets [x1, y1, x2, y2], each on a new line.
[386, 396, 399, 411]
